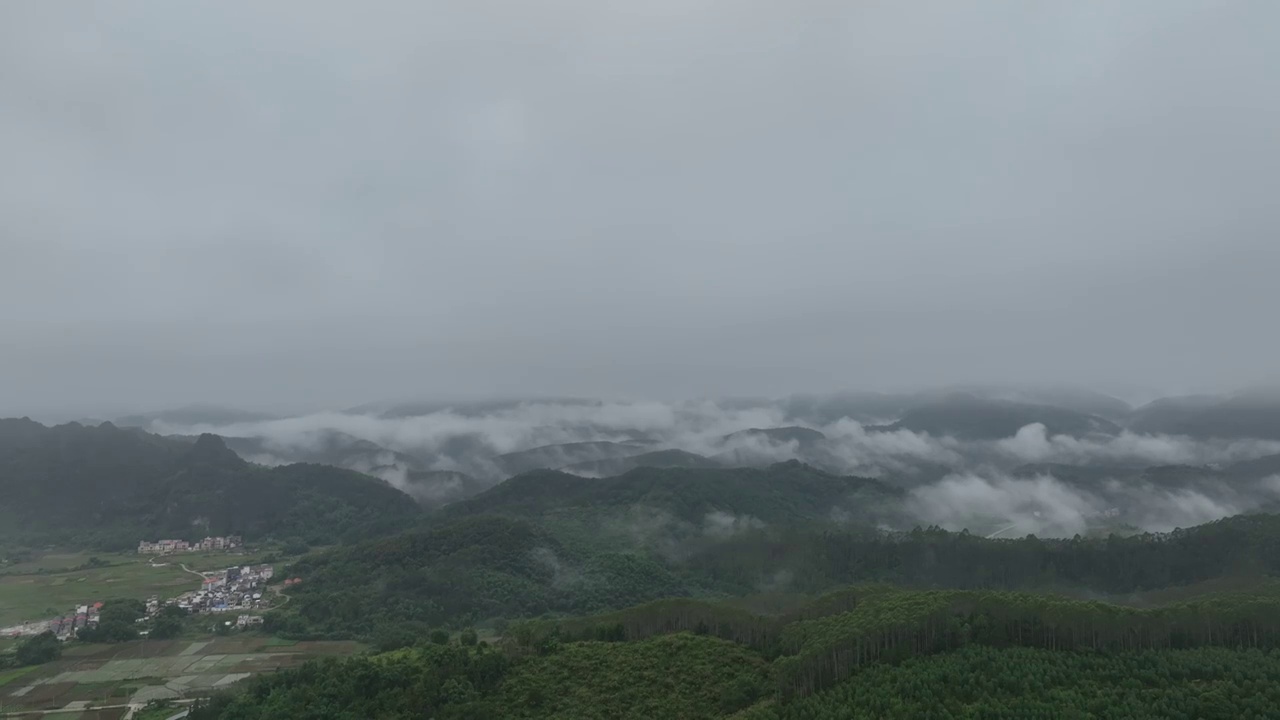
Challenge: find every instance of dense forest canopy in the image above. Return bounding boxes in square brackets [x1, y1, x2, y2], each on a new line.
[262, 511, 1280, 640]
[192, 584, 1280, 719]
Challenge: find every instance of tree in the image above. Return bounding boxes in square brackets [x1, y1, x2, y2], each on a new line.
[151, 606, 187, 640]
[16, 631, 61, 665]
[78, 599, 145, 643]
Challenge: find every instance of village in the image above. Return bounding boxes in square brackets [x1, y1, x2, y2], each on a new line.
[4, 537, 295, 640]
[137, 535, 243, 555]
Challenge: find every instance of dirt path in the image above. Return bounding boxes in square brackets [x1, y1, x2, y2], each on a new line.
[268, 584, 291, 608]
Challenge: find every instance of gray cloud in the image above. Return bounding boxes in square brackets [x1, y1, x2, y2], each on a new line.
[3, 1, 1280, 414]
[906, 469, 1280, 538]
[140, 398, 1280, 537]
[152, 400, 1280, 478]
[993, 423, 1280, 467]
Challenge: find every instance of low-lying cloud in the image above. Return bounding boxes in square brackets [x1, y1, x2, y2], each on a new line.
[138, 398, 1280, 535]
[907, 470, 1280, 538]
[995, 423, 1280, 467]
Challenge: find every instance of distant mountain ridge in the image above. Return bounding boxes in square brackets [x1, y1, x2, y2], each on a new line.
[446, 460, 900, 527]
[494, 440, 655, 476]
[0, 418, 420, 548]
[875, 393, 1122, 440]
[562, 449, 723, 477]
[115, 403, 279, 429]
[1128, 393, 1280, 440]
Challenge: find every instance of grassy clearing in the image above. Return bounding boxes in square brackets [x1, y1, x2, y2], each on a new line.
[0, 663, 41, 688]
[0, 558, 195, 627]
[0, 551, 107, 575]
[262, 636, 297, 647]
[175, 549, 275, 574]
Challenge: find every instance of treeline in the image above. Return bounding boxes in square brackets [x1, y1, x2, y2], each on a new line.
[270, 512, 1280, 640]
[265, 515, 687, 639]
[775, 588, 1280, 697]
[189, 642, 511, 720]
[688, 514, 1280, 595]
[737, 645, 1280, 720]
[188, 634, 769, 720]
[507, 584, 1280, 699]
[188, 584, 1280, 719]
[0, 631, 61, 669]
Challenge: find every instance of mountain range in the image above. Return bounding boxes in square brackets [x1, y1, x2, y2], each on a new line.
[0, 419, 419, 549]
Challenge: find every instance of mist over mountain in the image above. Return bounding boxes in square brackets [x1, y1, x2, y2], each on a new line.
[0, 418, 418, 548]
[100, 387, 1280, 539]
[117, 404, 282, 429]
[1128, 392, 1280, 440]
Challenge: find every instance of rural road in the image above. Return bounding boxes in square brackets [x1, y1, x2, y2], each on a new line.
[3, 699, 196, 718]
[2, 703, 133, 717]
[268, 585, 291, 608]
[149, 556, 209, 580]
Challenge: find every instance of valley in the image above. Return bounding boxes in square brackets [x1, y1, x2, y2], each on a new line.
[8, 390, 1280, 718]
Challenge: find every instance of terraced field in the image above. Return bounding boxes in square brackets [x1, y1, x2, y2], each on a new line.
[0, 636, 363, 715]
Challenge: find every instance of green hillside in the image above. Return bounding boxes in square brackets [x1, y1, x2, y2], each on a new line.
[0, 419, 421, 548]
[268, 515, 687, 638]
[561, 448, 722, 476]
[1127, 393, 1280, 440]
[191, 584, 1280, 720]
[265, 508, 1280, 641]
[445, 460, 899, 526]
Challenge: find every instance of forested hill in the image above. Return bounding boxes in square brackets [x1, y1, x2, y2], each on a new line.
[444, 460, 899, 525]
[266, 509, 1280, 642]
[196, 584, 1280, 719]
[0, 418, 420, 548]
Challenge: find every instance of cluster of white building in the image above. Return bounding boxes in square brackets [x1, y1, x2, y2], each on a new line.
[173, 564, 274, 614]
[137, 535, 243, 555]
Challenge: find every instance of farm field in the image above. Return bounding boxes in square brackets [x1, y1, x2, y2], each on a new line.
[0, 636, 364, 715]
[0, 556, 195, 629]
[173, 549, 280, 574]
[0, 552, 105, 575]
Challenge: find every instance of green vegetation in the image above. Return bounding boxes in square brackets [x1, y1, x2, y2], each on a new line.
[499, 634, 769, 719]
[77, 599, 145, 643]
[0, 554, 193, 627]
[0, 420, 421, 549]
[0, 636, 366, 715]
[0, 550, 113, 575]
[191, 584, 1280, 719]
[446, 461, 898, 526]
[189, 643, 511, 719]
[189, 634, 768, 720]
[16, 409, 1280, 718]
[0, 663, 41, 687]
[150, 605, 188, 639]
[266, 511, 1280, 640]
[266, 515, 687, 638]
[14, 631, 61, 666]
[741, 646, 1280, 719]
[133, 702, 185, 720]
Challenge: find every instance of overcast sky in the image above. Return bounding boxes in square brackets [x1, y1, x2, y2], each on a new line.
[3, 1, 1278, 416]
